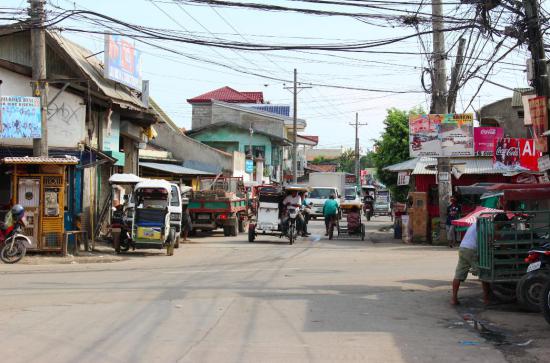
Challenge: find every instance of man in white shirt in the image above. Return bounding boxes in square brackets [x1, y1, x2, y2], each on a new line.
[283, 190, 302, 208]
[451, 221, 491, 305]
[282, 190, 305, 236]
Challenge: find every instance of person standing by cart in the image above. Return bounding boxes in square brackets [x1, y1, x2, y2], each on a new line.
[181, 198, 192, 242]
[323, 194, 339, 236]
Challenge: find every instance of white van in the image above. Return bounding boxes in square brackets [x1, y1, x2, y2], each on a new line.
[307, 187, 340, 218]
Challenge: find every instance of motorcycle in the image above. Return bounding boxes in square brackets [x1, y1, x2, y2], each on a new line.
[111, 206, 132, 253]
[363, 201, 373, 221]
[285, 206, 299, 245]
[0, 212, 32, 264]
[516, 243, 550, 313]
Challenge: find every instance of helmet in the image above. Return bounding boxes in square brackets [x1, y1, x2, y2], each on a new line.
[11, 204, 24, 217]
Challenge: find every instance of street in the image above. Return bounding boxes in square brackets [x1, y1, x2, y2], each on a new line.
[0, 217, 548, 363]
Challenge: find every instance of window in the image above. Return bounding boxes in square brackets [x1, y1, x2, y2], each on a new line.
[170, 186, 180, 207]
[244, 145, 266, 158]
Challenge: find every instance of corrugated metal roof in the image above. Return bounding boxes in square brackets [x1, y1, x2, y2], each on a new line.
[140, 162, 215, 175]
[412, 157, 505, 175]
[49, 32, 149, 111]
[511, 87, 534, 107]
[1, 156, 79, 165]
[383, 158, 420, 172]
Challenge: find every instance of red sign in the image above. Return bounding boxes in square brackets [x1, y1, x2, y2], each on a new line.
[528, 96, 548, 153]
[493, 138, 540, 171]
[474, 127, 503, 156]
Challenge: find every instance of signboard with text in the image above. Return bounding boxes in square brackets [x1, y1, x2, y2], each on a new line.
[397, 171, 410, 186]
[528, 96, 548, 153]
[104, 34, 143, 91]
[474, 127, 503, 156]
[409, 113, 474, 157]
[493, 138, 540, 172]
[0, 96, 41, 138]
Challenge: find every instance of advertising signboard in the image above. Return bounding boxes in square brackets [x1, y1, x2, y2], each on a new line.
[0, 96, 41, 138]
[474, 127, 503, 156]
[528, 96, 548, 153]
[245, 159, 254, 173]
[104, 34, 143, 91]
[397, 171, 410, 186]
[409, 113, 474, 157]
[493, 138, 540, 171]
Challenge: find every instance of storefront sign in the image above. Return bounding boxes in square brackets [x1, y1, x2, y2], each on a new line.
[474, 127, 503, 156]
[0, 96, 41, 138]
[409, 113, 474, 157]
[245, 159, 254, 173]
[538, 155, 550, 172]
[528, 96, 548, 152]
[493, 138, 540, 171]
[104, 34, 143, 91]
[397, 171, 410, 186]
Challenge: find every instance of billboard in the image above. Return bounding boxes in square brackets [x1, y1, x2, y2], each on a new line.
[104, 34, 142, 91]
[474, 127, 503, 156]
[493, 138, 540, 171]
[409, 113, 474, 157]
[0, 96, 41, 138]
[528, 96, 548, 153]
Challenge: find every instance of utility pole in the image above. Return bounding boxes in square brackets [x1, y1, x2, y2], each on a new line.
[29, 0, 48, 156]
[350, 113, 367, 186]
[284, 69, 310, 183]
[447, 38, 466, 113]
[431, 0, 451, 244]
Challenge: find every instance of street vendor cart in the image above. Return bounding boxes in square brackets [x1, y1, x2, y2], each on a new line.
[336, 201, 365, 241]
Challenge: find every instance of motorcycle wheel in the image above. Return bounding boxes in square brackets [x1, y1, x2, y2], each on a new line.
[367, 213, 371, 222]
[248, 226, 255, 243]
[541, 280, 550, 325]
[288, 224, 295, 245]
[517, 273, 547, 312]
[0, 238, 27, 264]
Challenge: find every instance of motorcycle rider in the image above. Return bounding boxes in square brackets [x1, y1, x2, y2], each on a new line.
[1, 204, 25, 231]
[282, 190, 305, 237]
[323, 194, 339, 236]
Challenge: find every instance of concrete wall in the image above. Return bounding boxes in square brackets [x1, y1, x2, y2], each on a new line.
[0, 68, 86, 148]
[191, 126, 274, 166]
[479, 98, 527, 138]
[191, 104, 212, 129]
[151, 122, 233, 173]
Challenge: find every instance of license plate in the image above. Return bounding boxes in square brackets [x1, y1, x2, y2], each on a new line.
[197, 213, 210, 220]
[527, 261, 541, 272]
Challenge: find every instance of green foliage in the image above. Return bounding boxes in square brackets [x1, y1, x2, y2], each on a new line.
[337, 148, 355, 173]
[312, 156, 334, 164]
[360, 151, 376, 169]
[372, 107, 423, 202]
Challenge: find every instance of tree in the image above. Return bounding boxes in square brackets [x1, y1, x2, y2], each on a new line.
[337, 148, 355, 173]
[372, 107, 423, 202]
[360, 151, 376, 169]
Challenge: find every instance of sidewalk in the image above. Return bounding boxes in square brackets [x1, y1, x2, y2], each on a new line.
[19, 245, 127, 265]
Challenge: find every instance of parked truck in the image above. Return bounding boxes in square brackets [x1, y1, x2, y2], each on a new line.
[188, 176, 250, 236]
[307, 172, 350, 218]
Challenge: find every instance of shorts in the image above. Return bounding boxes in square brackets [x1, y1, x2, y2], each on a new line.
[446, 225, 457, 243]
[454, 248, 478, 281]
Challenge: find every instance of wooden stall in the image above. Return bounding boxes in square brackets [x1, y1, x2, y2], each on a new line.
[1, 156, 79, 252]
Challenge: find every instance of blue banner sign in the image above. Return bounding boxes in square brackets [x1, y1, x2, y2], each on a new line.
[104, 34, 143, 91]
[245, 159, 254, 173]
[0, 96, 41, 138]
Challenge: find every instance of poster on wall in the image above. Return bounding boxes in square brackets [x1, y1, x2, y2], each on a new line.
[493, 138, 540, 171]
[104, 34, 143, 91]
[409, 113, 474, 157]
[0, 96, 41, 138]
[474, 127, 503, 156]
[528, 96, 548, 153]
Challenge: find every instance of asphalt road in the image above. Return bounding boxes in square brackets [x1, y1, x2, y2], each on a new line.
[0, 217, 548, 363]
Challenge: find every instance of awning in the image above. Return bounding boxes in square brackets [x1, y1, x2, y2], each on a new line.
[412, 157, 504, 175]
[383, 158, 420, 172]
[1, 156, 79, 165]
[140, 162, 215, 176]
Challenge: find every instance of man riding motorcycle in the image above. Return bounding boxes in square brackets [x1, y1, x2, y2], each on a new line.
[282, 190, 307, 237]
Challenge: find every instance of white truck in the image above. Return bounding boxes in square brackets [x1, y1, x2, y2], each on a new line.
[307, 172, 348, 218]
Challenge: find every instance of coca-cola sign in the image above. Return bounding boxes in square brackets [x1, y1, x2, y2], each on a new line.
[493, 138, 540, 171]
[474, 127, 503, 156]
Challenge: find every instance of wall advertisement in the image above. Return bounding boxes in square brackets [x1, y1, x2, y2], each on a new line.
[473, 127, 503, 156]
[104, 34, 143, 91]
[493, 138, 540, 172]
[409, 113, 474, 157]
[528, 96, 548, 153]
[0, 96, 41, 138]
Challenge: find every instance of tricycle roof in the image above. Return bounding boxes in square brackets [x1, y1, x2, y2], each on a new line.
[340, 201, 363, 208]
[284, 184, 311, 192]
[135, 179, 173, 192]
[109, 173, 145, 185]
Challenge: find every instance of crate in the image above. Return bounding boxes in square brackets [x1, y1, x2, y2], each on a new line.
[477, 211, 550, 282]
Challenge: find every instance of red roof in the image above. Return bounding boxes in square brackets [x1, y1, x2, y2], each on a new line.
[299, 135, 319, 144]
[305, 164, 337, 172]
[187, 86, 264, 104]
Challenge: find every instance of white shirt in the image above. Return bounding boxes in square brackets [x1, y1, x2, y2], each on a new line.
[459, 223, 477, 250]
[283, 194, 302, 207]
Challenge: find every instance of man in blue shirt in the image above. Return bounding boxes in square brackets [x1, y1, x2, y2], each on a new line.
[322, 194, 339, 236]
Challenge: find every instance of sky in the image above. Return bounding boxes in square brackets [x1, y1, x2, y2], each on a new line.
[1, 0, 531, 152]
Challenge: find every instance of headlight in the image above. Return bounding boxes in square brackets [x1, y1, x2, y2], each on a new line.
[170, 213, 181, 221]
